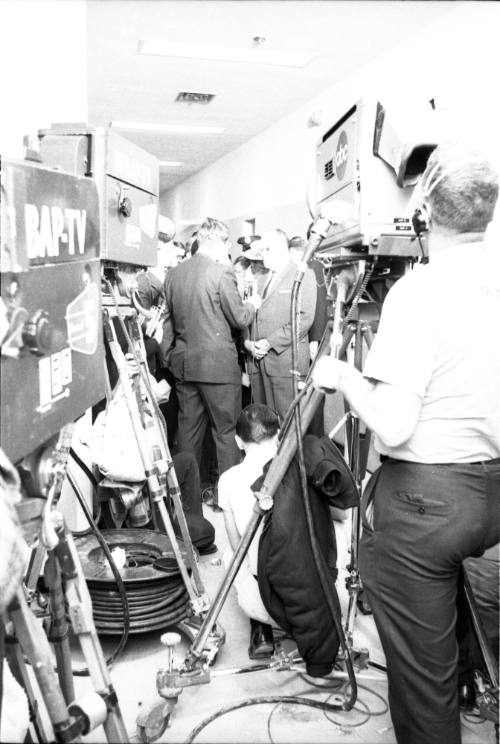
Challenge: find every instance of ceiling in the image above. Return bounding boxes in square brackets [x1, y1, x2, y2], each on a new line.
[86, 0, 451, 196]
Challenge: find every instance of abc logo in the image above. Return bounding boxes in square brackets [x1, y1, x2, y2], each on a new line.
[335, 131, 348, 181]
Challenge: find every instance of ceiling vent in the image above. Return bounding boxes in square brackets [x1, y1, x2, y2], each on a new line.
[175, 91, 215, 105]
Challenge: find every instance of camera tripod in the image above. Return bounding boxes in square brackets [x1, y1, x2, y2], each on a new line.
[101, 279, 220, 631]
[3, 425, 129, 743]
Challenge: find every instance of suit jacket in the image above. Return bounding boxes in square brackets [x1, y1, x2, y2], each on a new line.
[162, 253, 255, 384]
[244, 260, 316, 378]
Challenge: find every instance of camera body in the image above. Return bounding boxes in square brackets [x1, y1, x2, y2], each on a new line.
[1, 126, 160, 464]
[1, 157, 105, 463]
[37, 123, 159, 268]
[315, 99, 441, 260]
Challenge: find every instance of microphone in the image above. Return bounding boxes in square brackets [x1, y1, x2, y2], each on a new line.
[300, 200, 354, 266]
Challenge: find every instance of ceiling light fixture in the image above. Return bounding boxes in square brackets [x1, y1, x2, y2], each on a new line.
[137, 40, 314, 68]
[158, 161, 182, 167]
[111, 121, 224, 134]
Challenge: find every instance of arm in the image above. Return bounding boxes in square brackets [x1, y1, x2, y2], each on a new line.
[219, 269, 257, 330]
[222, 509, 242, 553]
[312, 356, 422, 448]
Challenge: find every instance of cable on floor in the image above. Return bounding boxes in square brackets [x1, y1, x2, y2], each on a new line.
[185, 679, 390, 744]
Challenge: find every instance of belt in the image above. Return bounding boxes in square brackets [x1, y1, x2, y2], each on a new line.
[382, 456, 500, 466]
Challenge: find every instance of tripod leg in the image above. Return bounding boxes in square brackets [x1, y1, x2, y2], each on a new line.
[45, 551, 75, 705]
[8, 588, 78, 743]
[53, 519, 129, 743]
[127, 314, 207, 596]
[186, 508, 264, 664]
[3, 625, 49, 743]
[103, 312, 206, 611]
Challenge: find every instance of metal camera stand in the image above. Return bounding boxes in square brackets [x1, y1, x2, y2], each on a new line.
[101, 289, 211, 618]
[3, 425, 129, 744]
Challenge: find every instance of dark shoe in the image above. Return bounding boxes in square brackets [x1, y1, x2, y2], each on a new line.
[458, 682, 476, 711]
[197, 542, 218, 556]
[357, 590, 372, 616]
[248, 620, 274, 660]
[201, 486, 223, 512]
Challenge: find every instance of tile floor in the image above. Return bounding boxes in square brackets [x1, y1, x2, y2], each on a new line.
[66, 505, 496, 744]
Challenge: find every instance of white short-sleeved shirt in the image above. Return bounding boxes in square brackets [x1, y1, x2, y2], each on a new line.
[218, 452, 268, 575]
[363, 241, 500, 463]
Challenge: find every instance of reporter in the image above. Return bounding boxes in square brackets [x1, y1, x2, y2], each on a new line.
[312, 142, 500, 744]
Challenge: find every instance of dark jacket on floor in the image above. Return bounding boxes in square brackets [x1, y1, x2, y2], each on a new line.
[256, 435, 359, 677]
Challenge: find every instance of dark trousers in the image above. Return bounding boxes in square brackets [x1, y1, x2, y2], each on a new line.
[175, 381, 241, 477]
[359, 457, 500, 744]
[171, 451, 214, 549]
[250, 367, 296, 424]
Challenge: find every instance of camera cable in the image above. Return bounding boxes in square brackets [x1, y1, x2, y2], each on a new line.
[65, 469, 130, 674]
[289, 264, 358, 711]
[185, 681, 388, 743]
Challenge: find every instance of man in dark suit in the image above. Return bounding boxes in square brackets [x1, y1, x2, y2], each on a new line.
[162, 218, 260, 478]
[243, 229, 316, 422]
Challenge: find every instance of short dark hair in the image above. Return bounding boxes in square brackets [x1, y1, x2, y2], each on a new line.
[197, 217, 229, 245]
[422, 142, 499, 233]
[236, 404, 280, 444]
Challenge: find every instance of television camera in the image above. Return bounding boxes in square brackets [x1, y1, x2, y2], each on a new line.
[313, 98, 498, 727]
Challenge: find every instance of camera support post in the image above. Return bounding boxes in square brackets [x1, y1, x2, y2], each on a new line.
[101, 286, 210, 616]
[3, 425, 129, 743]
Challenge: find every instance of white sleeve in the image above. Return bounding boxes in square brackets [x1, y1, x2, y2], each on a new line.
[363, 271, 435, 397]
[217, 470, 232, 512]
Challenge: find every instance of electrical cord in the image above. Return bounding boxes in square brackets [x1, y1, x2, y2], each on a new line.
[323, 694, 371, 728]
[186, 682, 389, 743]
[67, 448, 101, 537]
[65, 470, 130, 674]
[185, 695, 354, 744]
[462, 712, 487, 725]
[289, 265, 357, 711]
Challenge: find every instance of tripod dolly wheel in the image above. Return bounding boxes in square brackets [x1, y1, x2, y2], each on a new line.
[136, 700, 172, 743]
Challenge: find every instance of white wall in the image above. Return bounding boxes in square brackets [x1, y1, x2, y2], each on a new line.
[162, 2, 500, 243]
[0, 0, 88, 159]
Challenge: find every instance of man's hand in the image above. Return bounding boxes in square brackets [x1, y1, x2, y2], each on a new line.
[244, 338, 270, 360]
[246, 294, 262, 311]
[311, 355, 352, 393]
[254, 339, 271, 358]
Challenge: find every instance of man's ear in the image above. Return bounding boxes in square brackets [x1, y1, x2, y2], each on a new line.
[235, 434, 245, 451]
[411, 203, 430, 236]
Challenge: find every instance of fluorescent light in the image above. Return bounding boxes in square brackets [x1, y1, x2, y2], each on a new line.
[158, 161, 182, 167]
[137, 40, 314, 68]
[111, 121, 224, 134]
